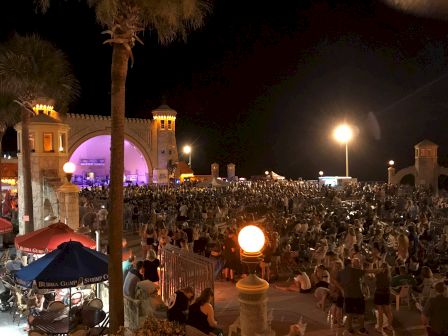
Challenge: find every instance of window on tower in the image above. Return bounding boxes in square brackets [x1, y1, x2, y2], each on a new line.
[168, 120, 172, 130]
[43, 133, 53, 152]
[160, 120, 165, 130]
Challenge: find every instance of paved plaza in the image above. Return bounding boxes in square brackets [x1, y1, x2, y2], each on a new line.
[213, 280, 426, 336]
[0, 280, 426, 336]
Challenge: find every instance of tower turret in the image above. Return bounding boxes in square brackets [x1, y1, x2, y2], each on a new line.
[150, 104, 179, 183]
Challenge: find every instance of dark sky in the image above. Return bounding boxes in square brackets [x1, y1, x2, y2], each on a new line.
[3, 0, 448, 180]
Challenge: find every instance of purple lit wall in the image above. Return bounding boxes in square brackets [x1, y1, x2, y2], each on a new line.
[69, 135, 149, 184]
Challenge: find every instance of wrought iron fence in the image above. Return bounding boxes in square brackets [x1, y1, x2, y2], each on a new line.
[160, 245, 214, 305]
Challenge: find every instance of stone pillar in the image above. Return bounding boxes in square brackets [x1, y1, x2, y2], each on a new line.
[388, 167, 396, 184]
[211, 163, 219, 179]
[227, 163, 236, 181]
[236, 274, 272, 336]
[57, 182, 80, 230]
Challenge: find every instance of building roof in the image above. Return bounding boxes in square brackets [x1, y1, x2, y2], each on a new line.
[414, 139, 438, 148]
[30, 113, 62, 124]
[152, 104, 177, 117]
[176, 161, 194, 175]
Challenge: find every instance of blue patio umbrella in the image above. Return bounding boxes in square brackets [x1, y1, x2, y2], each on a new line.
[15, 241, 108, 289]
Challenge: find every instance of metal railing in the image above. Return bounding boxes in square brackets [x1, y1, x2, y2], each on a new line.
[160, 245, 214, 305]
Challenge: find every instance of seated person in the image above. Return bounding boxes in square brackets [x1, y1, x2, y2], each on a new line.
[5, 254, 23, 274]
[187, 288, 223, 336]
[391, 266, 417, 289]
[274, 270, 312, 293]
[167, 286, 195, 324]
[123, 261, 144, 299]
[123, 255, 136, 281]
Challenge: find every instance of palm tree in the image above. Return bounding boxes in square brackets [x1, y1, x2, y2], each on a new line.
[36, 1, 211, 331]
[0, 34, 79, 233]
[0, 89, 21, 202]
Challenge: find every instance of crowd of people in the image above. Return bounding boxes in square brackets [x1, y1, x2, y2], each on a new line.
[78, 180, 448, 335]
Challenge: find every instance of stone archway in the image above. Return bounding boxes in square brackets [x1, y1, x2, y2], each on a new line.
[400, 174, 415, 186]
[68, 131, 153, 184]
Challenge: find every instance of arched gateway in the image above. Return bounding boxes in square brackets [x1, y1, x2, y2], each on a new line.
[16, 104, 179, 231]
[65, 104, 179, 184]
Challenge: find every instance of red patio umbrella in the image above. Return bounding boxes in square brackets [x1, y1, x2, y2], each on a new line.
[15, 221, 96, 254]
[0, 217, 13, 234]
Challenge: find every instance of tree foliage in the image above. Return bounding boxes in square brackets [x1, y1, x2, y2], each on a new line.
[0, 34, 80, 112]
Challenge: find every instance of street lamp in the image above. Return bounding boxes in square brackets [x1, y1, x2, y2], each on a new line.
[319, 170, 324, 177]
[333, 124, 353, 177]
[183, 145, 192, 167]
[63, 161, 76, 183]
[388, 160, 395, 166]
[236, 225, 271, 336]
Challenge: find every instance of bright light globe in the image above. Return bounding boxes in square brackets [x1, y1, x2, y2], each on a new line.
[63, 162, 76, 174]
[333, 124, 353, 144]
[238, 225, 265, 253]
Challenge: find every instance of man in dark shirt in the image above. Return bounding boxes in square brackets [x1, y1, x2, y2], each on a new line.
[335, 258, 368, 335]
[422, 282, 448, 336]
[167, 287, 195, 324]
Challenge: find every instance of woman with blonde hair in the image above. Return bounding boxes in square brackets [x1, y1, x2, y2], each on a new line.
[328, 259, 344, 327]
[344, 226, 357, 257]
[397, 232, 409, 262]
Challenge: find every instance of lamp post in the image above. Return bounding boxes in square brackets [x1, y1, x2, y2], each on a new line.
[333, 124, 353, 177]
[388, 160, 396, 185]
[236, 225, 272, 336]
[319, 170, 324, 177]
[183, 145, 192, 167]
[58, 162, 79, 230]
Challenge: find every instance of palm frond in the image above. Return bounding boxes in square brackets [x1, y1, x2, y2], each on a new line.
[0, 34, 80, 113]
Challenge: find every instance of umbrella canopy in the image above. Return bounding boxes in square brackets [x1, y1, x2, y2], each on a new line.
[0, 217, 13, 234]
[15, 241, 108, 289]
[15, 221, 96, 254]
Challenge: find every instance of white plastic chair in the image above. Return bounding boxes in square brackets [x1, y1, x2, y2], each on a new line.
[391, 285, 411, 311]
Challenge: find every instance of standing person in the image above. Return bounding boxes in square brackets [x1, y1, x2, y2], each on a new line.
[143, 249, 160, 284]
[123, 261, 144, 299]
[222, 230, 238, 282]
[260, 239, 273, 282]
[334, 258, 368, 335]
[167, 287, 195, 324]
[187, 288, 223, 336]
[374, 263, 394, 334]
[421, 282, 448, 336]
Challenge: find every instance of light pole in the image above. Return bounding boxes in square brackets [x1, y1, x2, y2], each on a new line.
[333, 124, 353, 177]
[319, 170, 324, 177]
[183, 145, 192, 167]
[236, 225, 273, 336]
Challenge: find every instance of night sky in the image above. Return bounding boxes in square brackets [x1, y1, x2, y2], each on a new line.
[3, 0, 448, 180]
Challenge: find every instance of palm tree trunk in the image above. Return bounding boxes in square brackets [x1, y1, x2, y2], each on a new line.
[0, 130, 4, 205]
[21, 109, 33, 233]
[108, 43, 128, 332]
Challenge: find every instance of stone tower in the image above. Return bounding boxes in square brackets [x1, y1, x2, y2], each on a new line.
[15, 109, 69, 233]
[150, 104, 179, 183]
[211, 163, 219, 179]
[227, 163, 236, 181]
[414, 139, 438, 188]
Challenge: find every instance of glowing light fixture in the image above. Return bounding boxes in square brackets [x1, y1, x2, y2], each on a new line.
[333, 124, 353, 144]
[319, 171, 324, 176]
[333, 123, 354, 177]
[183, 145, 192, 167]
[32, 104, 54, 114]
[63, 162, 76, 182]
[388, 160, 395, 166]
[238, 225, 265, 254]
